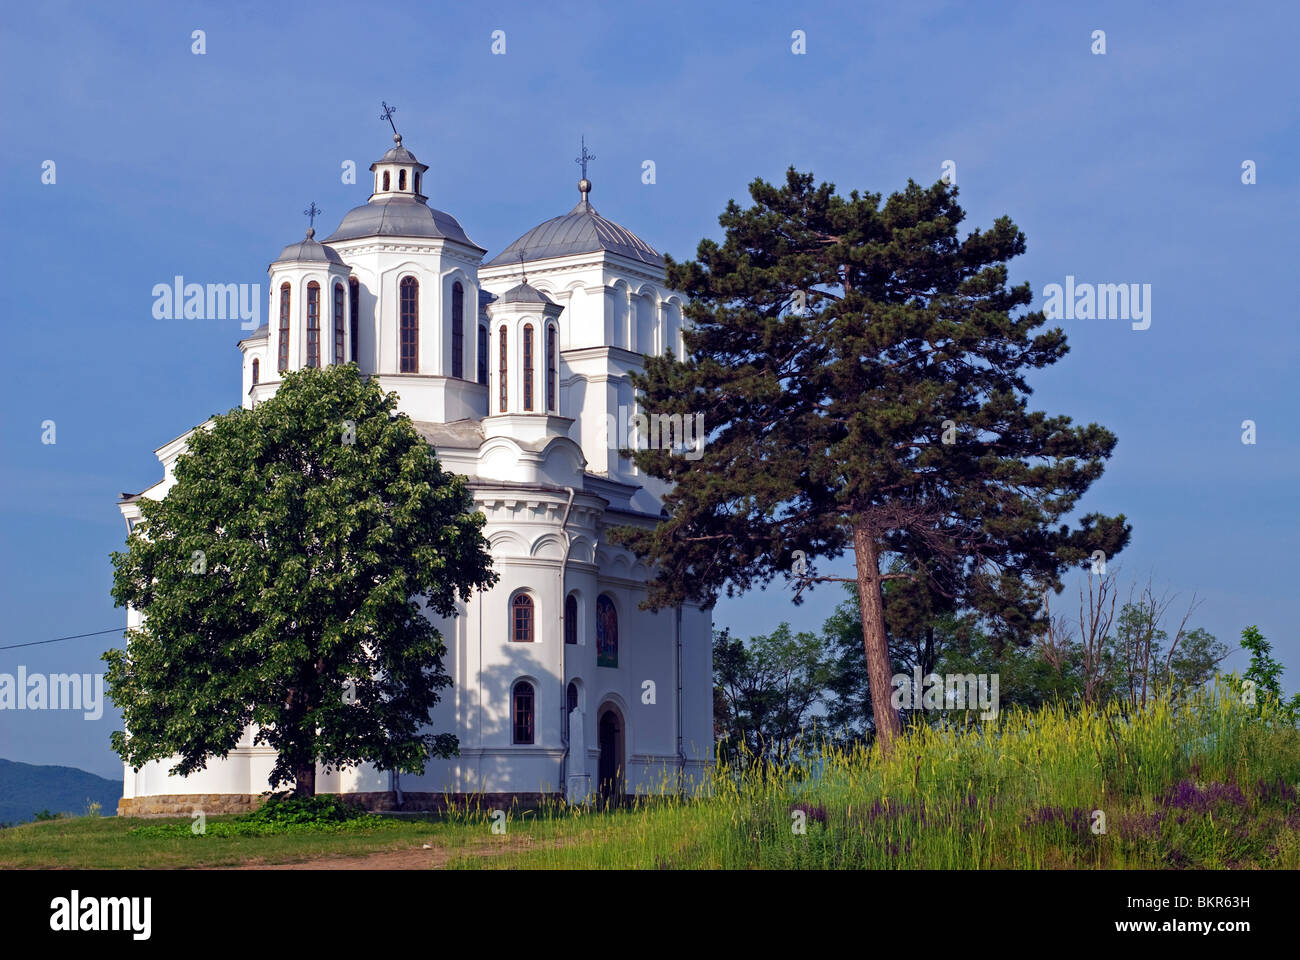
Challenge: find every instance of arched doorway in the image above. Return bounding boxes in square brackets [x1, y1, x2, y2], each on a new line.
[597, 704, 624, 802]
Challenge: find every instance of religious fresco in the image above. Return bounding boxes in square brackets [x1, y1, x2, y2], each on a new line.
[596, 594, 618, 667]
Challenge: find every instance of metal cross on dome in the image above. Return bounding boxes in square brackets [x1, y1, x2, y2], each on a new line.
[380, 101, 399, 136]
[303, 202, 322, 229]
[575, 135, 595, 180]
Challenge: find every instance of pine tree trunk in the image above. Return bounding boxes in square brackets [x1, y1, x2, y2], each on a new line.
[853, 520, 902, 753]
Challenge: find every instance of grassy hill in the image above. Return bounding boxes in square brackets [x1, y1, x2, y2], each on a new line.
[0, 758, 121, 825]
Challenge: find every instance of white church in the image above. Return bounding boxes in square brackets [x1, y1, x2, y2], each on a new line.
[116, 126, 714, 814]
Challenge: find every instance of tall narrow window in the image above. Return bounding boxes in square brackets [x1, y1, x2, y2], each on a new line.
[451, 281, 464, 378]
[512, 594, 534, 643]
[333, 284, 345, 365]
[596, 595, 618, 668]
[414, 171, 421, 194]
[348, 278, 359, 364]
[546, 324, 557, 412]
[277, 283, 291, 372]
[498, 325, 508, 412]
[513, 681, 535, 745]
[565, 594, 577, 645]
[399, 276, 418, 372]
[382, 171, 390, 191]
[398, 169, 407, 191]
[251, 358, 260, 385]
[305, 282, 320, 368]
[477, 325, 488, 384]
[523, 324, 534, 411]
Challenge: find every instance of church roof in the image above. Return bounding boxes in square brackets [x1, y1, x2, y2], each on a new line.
[496, 281, 555, 305]
[323, 196, 484, 250]
[486, 196, 663, 268]
[272, 229, 346, 266]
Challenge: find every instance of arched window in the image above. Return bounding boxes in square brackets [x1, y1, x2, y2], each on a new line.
[333, 283, 345, 365]
[414, 171, 422, 195]
[451, 281, 464, 378]
[382, 170, 391, 191]
[398, 169, 407, 191]
[523, 323, 534, 411]
[477, 325, 488, 384]
[564, 594, 577, 645]
[348, 278, 359, 364]
[596, 595, 618, 667]
[564, 680, 578, 740]
[546, 323, 557, 412]
[251, 358, 260, 385]
[511, 593, 534, 643]
[277, 283, 291, 372]
[498, 325, 508, 412]
[305, 282, 320, 368]
[512, 681, 535, 745]
[399, 276, 418, 372]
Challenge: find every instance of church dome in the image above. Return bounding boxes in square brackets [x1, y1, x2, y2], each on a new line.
[323, 196, 484, 249]
[486, 184, 663, 269]
[496, 280, 555, 305]
[272, 228, 345, 266]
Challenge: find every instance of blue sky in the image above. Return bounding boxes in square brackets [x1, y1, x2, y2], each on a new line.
[0, 0, 1295, 779]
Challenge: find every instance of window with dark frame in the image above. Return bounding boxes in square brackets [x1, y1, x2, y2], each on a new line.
[451, 281, 464, 378]
[512, 593, 534, 643]
[564, 594, 577, 645]
[399, 169, 407, 191]
[399, 276, 418, 372]
[547, 324, 557, 412]
[348, 278, 359, 364]
[382, 170, 390, 191]
[277, 283, 290, 372]
[333, 284, 345, 365]
[251, 358, 259, 385]
[477, 325, 488, 384]
[513, 682, 535, 745]
[499, 325, 508, 411]
[523, 323, 534, 411]
[306, 282, 320, 368]
[414, 171, 422, 194]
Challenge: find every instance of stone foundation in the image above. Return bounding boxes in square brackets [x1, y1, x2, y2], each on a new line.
[118, 791, 567, 818]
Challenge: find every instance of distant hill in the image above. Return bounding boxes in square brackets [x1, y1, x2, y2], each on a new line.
[0, 758, 121, 824]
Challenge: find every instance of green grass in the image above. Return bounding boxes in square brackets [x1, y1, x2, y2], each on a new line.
[5, 683, 1298, 869]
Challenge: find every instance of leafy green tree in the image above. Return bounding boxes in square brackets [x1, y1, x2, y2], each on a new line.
[1239, 625, 1300, 721]
[615, 170, 1129, 752]
[713, 624, 834, 766]
[107, 364, 496, 795]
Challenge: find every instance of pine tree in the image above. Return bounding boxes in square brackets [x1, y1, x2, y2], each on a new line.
[613, 170, 1129, 752]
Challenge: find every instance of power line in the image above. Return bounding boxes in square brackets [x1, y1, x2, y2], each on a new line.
[0, 628, 124, 651]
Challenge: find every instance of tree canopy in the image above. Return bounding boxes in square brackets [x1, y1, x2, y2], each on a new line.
[107, 364, 496, 793]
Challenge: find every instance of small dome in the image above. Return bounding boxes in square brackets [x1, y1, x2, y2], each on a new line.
[272, 229, 346, 266]
[373, 134, 425, 169]
[323, 196, 484, 250]
[496, 281, 555, 305]
[487, 196, 663, 268]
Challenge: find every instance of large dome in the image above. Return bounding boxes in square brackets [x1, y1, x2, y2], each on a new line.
[323, 196, 484, 250]
[486, 196, 663, 268]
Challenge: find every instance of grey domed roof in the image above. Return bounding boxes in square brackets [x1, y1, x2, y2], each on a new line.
[272, 229, 346, 266]
[323, 197, 485, 250]
[486, 196, 663, 268]
[496, 281, 555, 305]
[373, 135, 426, 169]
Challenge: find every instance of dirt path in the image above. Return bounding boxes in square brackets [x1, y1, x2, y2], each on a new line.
[224, 835, 546, 870]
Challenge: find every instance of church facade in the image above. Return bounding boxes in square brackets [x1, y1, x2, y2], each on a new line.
[116, 131, 714, 814]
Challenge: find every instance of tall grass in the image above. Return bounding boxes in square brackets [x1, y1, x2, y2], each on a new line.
[447, 682, 1300, 869]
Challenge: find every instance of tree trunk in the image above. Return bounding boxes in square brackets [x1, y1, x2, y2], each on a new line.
[293, 760, 316, 797]
[853, 520, 902, 753]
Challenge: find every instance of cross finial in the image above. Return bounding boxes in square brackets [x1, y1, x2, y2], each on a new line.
[303, 201, 322, 231]
[518, 250, 527, 285]
[379, 101, 399, 137]
[575, 135, 595, 180]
